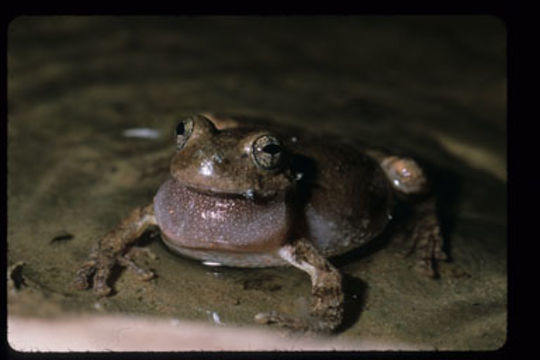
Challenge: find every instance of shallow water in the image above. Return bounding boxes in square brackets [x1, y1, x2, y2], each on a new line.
[7, 15, 506, 350]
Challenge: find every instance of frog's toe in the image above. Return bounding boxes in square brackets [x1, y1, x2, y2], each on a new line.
[127, 246, 158, 260]
[92, 282, 112, 297]
[414, 223, 447, 276]
[415, 258, 436, 278]
[116, 254, 155, 281]
[435, 247, 448, 260]
[254, 311, 282, 324]
[92, 268, 113, 297]
[255, 311, 340, 333]
[432, 235, 448, 261]
[71, 260, 96, 291]
[254, 311, 307, 331]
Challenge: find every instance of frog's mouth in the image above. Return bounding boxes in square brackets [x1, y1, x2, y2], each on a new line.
[170, 157, 296, 200]
[183, 183, 280, 201]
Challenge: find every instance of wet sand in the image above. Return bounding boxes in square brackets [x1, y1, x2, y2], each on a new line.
[7, 16, 506, 351]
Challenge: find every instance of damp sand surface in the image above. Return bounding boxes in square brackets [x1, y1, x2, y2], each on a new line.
[7, 16, 506, 351]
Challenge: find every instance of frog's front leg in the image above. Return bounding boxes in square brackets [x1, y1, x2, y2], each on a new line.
[255, 237, 344, 333]
[72, 203, 157, 296]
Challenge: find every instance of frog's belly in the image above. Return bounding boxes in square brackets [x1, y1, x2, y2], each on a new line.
[161, 234, 288, 268]
[153, 179, 291, 254]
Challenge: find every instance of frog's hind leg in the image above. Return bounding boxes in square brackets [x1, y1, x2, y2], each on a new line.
[390, 196, 447, 278]
[255, 238, 344, 333]
[72, 203, 157, 296]
[403, 198, 447, 277]
[369, 151, 447, 277]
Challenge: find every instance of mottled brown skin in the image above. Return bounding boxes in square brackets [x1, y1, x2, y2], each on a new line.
[73, 113, 446, 333]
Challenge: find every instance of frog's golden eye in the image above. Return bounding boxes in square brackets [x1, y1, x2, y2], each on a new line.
[252, 135, 283, 170]
[175, 117, 194, 150]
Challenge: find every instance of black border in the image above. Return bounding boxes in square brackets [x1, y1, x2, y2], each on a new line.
[2, 2, 523, 360]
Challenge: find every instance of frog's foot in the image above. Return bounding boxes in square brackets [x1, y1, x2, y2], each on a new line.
[254, 311, 308, 331]
[71, 249, 116, 297]
[409, 209, 447, 277]
[71, 203, 157, 297]
[254, 238, 344, 333]
[116, 251, 156, 281]
[125, 245, 158, 260]
[394, 199, 447, 277]
[72, 247, 156, 296]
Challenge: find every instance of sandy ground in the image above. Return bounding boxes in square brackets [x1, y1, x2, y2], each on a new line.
[7, 16, 506, 352]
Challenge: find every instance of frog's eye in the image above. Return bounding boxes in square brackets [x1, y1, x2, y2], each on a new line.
[252, 135, 284, 170]
[175, 117, 194, 150]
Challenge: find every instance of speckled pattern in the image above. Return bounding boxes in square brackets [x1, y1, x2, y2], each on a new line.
[154, 179, 290, 253]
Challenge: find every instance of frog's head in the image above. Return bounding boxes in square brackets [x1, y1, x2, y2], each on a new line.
[170, 114, 296, 198]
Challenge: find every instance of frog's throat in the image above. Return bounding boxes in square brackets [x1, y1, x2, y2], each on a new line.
[153, 179, 292, 253]
[183, 184, 281, 201]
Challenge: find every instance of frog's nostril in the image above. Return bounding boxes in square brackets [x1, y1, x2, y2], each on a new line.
[211, 152, 224, 164]
[199, 159, 214, 177]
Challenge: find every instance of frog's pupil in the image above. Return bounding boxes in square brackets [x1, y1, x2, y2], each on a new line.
[263, 144, 281, 155]
[176, 122, 185, 136]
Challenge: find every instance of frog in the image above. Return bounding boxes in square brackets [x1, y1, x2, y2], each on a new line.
[72, 113, 446, 333]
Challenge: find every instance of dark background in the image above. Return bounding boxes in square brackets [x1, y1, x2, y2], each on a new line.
[7, 16, 506, 350]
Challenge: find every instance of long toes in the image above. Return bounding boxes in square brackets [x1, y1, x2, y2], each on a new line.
[135, 268, 155, 281]
[254, 311, 280, 324]
[92, 267, 113, 297]
[127, 246, 158, 260]
[71, 275, 91, 291]
[435, 248, 448, 260]
[415, 260, 436, 278]
[432, 234, 447, 260]
[254, 311, 306, 331]
[254, 311, 339, 333]
[92, 280, 112, 297]
[71, 262, 96, 290]
[116, 255, 155, 281]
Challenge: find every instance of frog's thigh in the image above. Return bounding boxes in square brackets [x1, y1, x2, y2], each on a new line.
[256, 238, 344, 332]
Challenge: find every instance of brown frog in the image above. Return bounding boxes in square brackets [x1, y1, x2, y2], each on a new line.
[73, 113, 446, 332]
